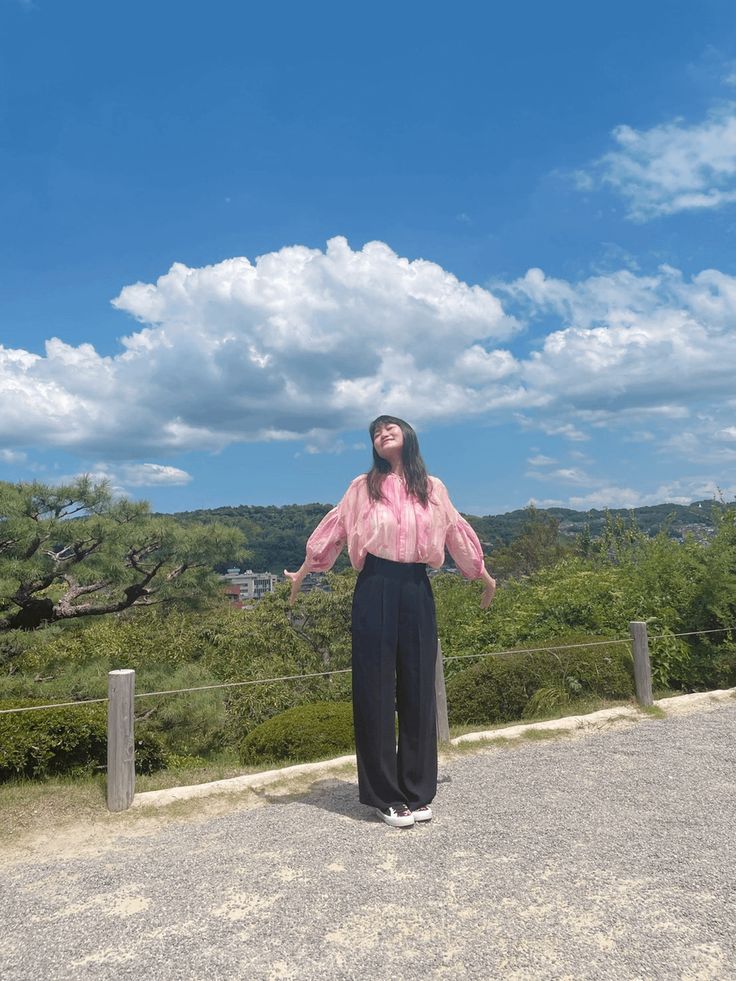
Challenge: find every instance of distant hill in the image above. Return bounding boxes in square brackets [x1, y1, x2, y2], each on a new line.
[166, 497, 727, 575]
[464, 498, 725, 549]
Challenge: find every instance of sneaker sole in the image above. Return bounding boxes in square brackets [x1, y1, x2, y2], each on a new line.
[375, 809, 414, 828]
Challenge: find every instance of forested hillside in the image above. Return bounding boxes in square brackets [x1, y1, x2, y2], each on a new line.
[167, 498, 726, 574]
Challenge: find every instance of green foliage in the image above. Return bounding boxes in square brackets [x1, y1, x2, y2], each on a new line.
[646, 626, 693, 690]
[171, 502, 352, 576]
[466, 499, 722, 553]
[166, 497, 726, 577]
[2, 636, 231, 761]
[238, 700, 355, 765]
[489, 504, 573, 580]
[437, 499, 736, 694]
[0, 476, 245, 636]
[2, 496, 735, 783]
[433, 558, 632, 674]
[0, 699, 165, 781]
[216, 577, 355, 743]
[522, 684, 574, 718]
[710, 640, 736, 688]
[446, 635, 634, 727]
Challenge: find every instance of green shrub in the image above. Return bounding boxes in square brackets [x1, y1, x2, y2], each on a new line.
[713, 642, 736, 688]
[0, 657, 230, 763]
[0, 699, 166, 781]
[239, 700, 355, 765]
[446, 634, 634, 727]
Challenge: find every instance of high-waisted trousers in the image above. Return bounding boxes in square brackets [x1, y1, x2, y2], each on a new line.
[351, 552, 438, 810]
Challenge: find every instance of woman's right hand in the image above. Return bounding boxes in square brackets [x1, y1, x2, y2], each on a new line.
[284, 564, 308, 606]
[480, 569, 497, 610]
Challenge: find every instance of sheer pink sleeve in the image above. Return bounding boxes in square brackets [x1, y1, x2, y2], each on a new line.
[433, 478, 486, 579]
[304, 477, 360, 573]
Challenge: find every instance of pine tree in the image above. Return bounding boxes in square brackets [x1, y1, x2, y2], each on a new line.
[0, 476, 245, 636]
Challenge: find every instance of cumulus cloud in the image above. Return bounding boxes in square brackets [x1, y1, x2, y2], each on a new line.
[0, 237, 521, 459]
[2, 236, 736, 477]
[501, 263, 736, 416]
[576, 103, 736, 220]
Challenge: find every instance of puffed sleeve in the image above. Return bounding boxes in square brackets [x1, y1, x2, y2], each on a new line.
[303, 477, 359, 573]
[433, 478, 486, 580]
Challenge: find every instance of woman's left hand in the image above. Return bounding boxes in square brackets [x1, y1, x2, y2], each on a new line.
[284, 563, 308, 606]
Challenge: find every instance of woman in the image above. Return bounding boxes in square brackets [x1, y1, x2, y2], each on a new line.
[285, 415, 496, 828]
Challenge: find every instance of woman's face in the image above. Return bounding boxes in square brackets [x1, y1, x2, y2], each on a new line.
[373, 421, 405, 460]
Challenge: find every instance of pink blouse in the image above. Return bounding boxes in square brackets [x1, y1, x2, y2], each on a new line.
[304, 473, 486, 579]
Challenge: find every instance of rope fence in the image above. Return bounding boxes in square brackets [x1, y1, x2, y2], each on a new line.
[1, 625, 733, 716]
[2, 620, 734, 811]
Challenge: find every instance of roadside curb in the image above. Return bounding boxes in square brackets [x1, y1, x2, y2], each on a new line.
[130, 687, 736, 810]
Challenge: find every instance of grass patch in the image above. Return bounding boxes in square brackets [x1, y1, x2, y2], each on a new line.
[638, 704, 667, 719]
[0, 747, 360, 855]
[518, 727, 572, 742]
[442, 726, 574, 758]
[0, 771, 107, 849]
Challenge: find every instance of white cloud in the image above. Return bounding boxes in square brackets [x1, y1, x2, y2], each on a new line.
[0, 237, 522, 459]
[116, 463, 193, 486]
[514, 414, 590, 442]
[53, 463, 192, 497]
[535, 475, 736, 511]
[567, 476, 736, 509]
[501, 264, 736, 421]
[0, 449, 27, 464]
[527, 454, 557, 466]
[525, 466, 596, 487]
[2, 236, 736, 477]
[577, 103, 736, 220]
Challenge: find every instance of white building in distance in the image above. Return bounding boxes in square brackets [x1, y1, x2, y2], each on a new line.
[221, 568, 278, 605]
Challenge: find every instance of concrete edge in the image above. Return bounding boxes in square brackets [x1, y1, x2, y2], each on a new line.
[130, 687, 736, 810]
[450, 687, 736, 745]
[130, 754, 358, 809]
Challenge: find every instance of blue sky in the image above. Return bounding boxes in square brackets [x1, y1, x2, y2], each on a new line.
[2, 0, 736, 517]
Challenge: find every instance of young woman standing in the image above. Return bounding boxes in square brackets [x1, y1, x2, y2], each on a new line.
[285, 415, 496, 828]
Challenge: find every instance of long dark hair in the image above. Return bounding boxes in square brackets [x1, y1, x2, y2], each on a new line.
[366, 415, 430, 506]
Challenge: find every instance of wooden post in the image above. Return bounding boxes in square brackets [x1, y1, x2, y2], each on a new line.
[629, 621, 653, 707]
[107, 669, 135, 812]
[435, 639, 450, 743]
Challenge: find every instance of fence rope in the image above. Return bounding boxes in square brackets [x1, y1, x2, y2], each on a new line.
[0, 696, 109, 715]
[1, 625, 733, 716]
[134, 667, 353, 700]
[442, 637, 632, 662]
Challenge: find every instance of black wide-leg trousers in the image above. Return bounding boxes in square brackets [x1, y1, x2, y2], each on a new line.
[350, 552, 438, 810]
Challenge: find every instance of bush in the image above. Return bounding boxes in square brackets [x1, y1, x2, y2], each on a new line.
[446, 634, 634, 727]
[239, 700, 355, 765]
[713, 642, 736, 687]
[0, 699, 166, 781]
[0, 655, 231, 764]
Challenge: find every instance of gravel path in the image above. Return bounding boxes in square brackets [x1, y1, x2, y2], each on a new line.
[2, 701, 735, 980]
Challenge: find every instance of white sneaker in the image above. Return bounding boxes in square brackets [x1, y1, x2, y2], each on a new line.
[412, 805, 432, 822]
[376, 804, 415, 828]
